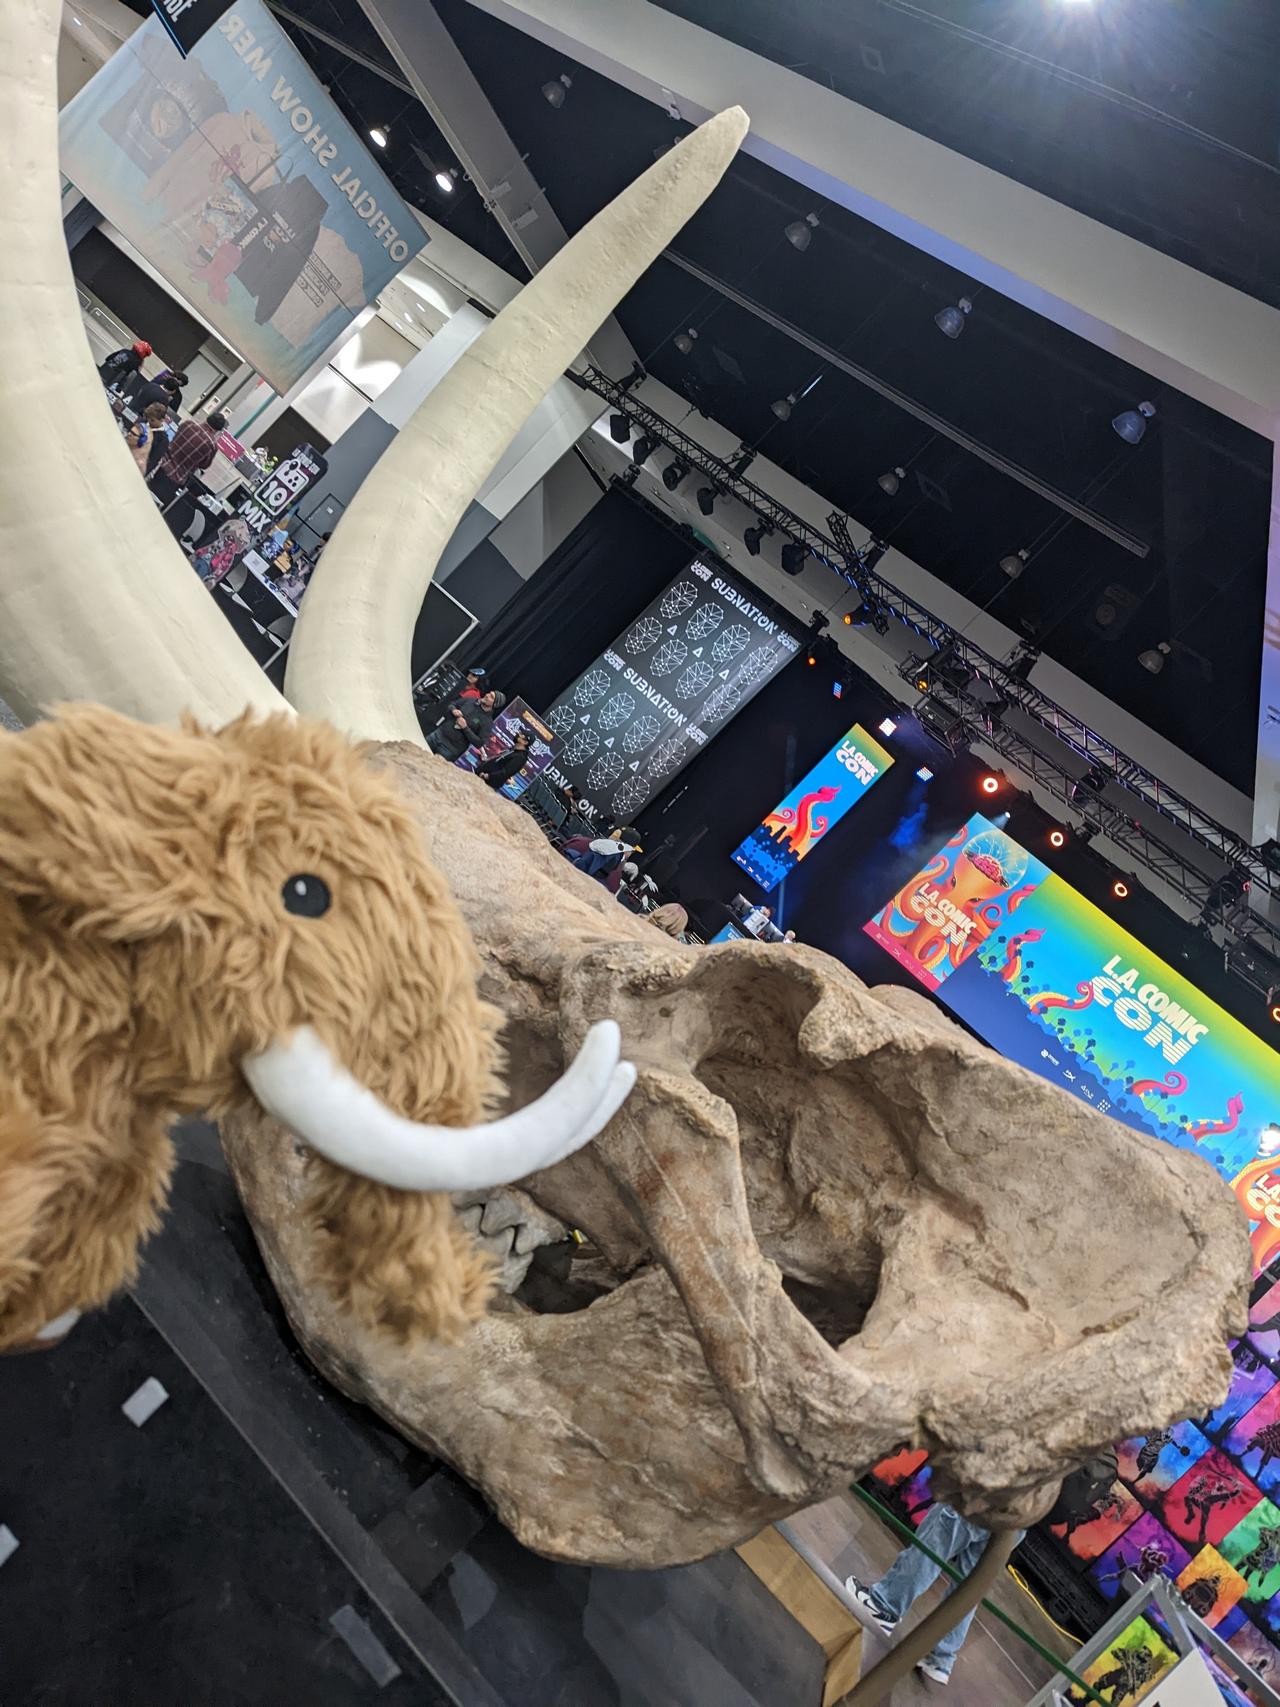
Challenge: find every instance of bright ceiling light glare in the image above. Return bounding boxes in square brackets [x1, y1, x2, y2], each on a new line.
[1048, 827, 1067, 849]
[1112, 401, 1157, 445]
[368, 125, 389, 149]
[1112, 879, 1130, 900]
[980, 774, 1001, 795]
[934, 297, 972, 339]
[878, 717, 898, 737]
[434, 169, 456, 194]
[806, 652, 818, 668]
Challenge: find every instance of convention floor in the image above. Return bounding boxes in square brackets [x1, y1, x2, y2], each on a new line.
[3, 1121, 1068, 1705]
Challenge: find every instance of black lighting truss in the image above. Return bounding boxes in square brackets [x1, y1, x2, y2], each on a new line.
[576, 367, 1278, 941]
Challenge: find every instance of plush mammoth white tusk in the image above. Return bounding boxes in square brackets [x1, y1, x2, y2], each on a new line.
[286, 105, 750, 744]
[0, 0, 291, 729]
[242, 1020, 634, 1192]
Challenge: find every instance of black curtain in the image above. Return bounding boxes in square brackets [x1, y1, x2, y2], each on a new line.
[468, 488, 690, 710]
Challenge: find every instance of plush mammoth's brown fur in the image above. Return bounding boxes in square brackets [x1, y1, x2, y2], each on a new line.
[0, 704, 502, 1348]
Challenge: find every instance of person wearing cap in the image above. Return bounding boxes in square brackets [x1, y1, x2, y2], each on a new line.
[428, 688, 506, 762]
[453, 668, 487, 704]
[99, 340, 151, 393]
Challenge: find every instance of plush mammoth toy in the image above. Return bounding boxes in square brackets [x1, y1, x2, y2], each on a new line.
[0, 705, 631, 1351]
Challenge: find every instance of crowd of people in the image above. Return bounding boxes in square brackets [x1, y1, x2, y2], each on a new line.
[98, 340, 228, 536]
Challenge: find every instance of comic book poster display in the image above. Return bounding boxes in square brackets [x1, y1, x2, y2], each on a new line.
[543, 559, 801, 823]
[730, 723, 893, 892]
[454, 698, 559, 803]
[60, 2, 425, 391]
[865, 813, 1280, 1691]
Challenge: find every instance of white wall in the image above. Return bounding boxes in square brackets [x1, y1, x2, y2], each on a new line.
[488, 451, 601, 578]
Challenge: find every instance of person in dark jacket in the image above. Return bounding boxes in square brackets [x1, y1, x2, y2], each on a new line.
[128, 373, 184, 415]
[475, 729, 533, 790]
[428, 690, 505, 762]
[99, 340, 151, 392]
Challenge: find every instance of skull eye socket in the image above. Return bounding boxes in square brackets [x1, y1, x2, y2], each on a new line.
[282, 874, 331, 918]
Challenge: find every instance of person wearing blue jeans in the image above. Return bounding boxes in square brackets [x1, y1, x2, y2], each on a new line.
[845, 1503, 1023, 1687]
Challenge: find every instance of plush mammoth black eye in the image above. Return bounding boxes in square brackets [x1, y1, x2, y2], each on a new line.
[282, 874, 331, 918]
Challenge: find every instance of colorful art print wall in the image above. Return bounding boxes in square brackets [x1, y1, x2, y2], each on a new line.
[864, 813, 1280, 1685]
[542, 560, 801, 823]
[730, 723, 893, 892]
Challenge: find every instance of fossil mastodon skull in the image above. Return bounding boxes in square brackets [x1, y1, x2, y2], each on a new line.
[219, 749, 1247, 1567]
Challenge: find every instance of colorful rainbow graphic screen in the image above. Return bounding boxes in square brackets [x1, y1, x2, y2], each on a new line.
[731, 723, 893, 892]
[864, 813, 1280, 1277]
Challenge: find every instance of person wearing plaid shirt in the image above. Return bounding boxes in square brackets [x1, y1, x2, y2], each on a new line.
[149, 411, 228, 516]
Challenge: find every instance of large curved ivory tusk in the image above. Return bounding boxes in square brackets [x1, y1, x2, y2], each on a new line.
[286, 106, 750, 743]
[0, 0, 290, 729]
[242, 1020, 635, 1192]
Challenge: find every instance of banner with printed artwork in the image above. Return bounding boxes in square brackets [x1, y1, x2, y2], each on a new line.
[542, 560, 801, 822]
[60, 2, 426, 391]
[865, 812, 1280, 1276]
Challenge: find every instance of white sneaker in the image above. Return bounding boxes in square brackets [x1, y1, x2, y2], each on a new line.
[917, 1659, 951, 1685]
[843, 1578, 897, 1636]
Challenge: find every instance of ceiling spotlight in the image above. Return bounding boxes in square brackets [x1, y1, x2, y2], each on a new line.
[369, 125, 389, 148]
[434, 168, 457, 194]
[1112, 401, 1157, 445]
[785, 212, 820, 252]
[1138, 640, 1172, 675]
[806, 652, 818, 667]
[1112, 878, 1130, 900]
[1048, 827, 1067, 849]
[743, 521, 771, 556]
[661, 457, 688, 490]
[542, 73, 572, 108]
[695, 485, 718, 517]
[916, 766, 934, 783]
[771, 393, 798, 421]
[980, 774, 1001, 796]
[934, 297, 972, 339]
[631, 432, 657, 466]
[878, 717, 898, 737]
[999, 548, 1030, 579]
[673, 328, 698, 355]
[780, 539, 809, 575]
[878, 466, 906, 497]
[608, 412, 631, 444]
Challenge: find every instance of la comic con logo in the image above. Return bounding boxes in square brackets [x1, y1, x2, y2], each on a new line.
[1093, 956, 1208, 1065]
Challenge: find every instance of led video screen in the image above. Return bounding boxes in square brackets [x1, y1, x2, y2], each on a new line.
[864, 815, 1280, 1682]
[864, 813, 1280, 1277]
[730, 723, 894, 893]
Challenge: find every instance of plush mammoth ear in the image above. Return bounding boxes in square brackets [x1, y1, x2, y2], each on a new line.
[0, 704, 235, 940]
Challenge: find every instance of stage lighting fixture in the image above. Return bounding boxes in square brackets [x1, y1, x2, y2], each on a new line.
[916, 766, 934, 783]
[1112, 401, 1156, 445]
[878, 467, 905, 497]
[992, 811, 1011, 829]
[780, 540, 809, 575]
[878, 717, 898, 737]
[673, 328, 698, 355]
[999, 548, 1030, 579]
[980, 774, 1001, 795]
[608, 412, 631, 444]
[934, 297, 972, 339]
[542, 73, 572, 108]
[632, 433, 657, 466]
[695, 485, 718, 517]
[771, 393, 797, 421]
[661, 457, 688, 490]
[1138, 640, 1171, 675]
[806, 652, 818, 668]
[434, 168, 458, 194]
[1112, 879, 1130, 899]
[860, 538, 889, 574]
[1007, 643, 1039, 683]
[369, 125, 389, 148]
[1048, 827, 1067, 849]
[1260, 838, 1280, 871]
[785, 212, 820, 252]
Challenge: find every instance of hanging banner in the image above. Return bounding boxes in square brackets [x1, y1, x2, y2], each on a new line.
[543, 559, 802, 822]
[864, 813, 1280, 1274]
[60, 3, 427, 392]
[151, 0, 233, 58]
[731, 723, 893, 893]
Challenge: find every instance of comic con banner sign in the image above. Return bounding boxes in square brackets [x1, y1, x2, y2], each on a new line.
[60, 2, 426, 391]
[731, 723, 893, 893]
[865, 813, 1280, 1274]
[543, 560, 801, 822]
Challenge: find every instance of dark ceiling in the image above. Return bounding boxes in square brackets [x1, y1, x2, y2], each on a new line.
[119, 0, 1274, 794]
